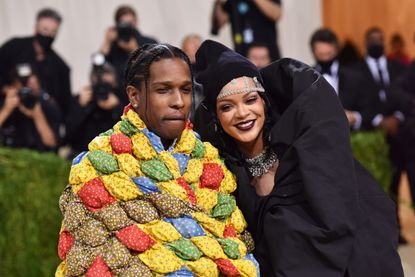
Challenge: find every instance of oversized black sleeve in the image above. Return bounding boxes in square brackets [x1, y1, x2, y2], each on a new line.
[260, 60, 360, 276]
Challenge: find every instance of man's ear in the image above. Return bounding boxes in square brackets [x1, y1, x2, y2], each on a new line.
[126, 85, 141, 108]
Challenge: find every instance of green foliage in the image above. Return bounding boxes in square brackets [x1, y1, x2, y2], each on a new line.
[0, 147, 70, 277]
[350, 130, 393, 191]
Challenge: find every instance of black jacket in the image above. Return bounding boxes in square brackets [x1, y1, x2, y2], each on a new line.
[206, 59, 403, 276]
[0, 36, 71, 117]
[352, 58, 407, 118]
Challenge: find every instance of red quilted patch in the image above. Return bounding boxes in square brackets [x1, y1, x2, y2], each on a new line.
[123, 103, 133, 115]
[115, 225, 156, 252]
[85, 256, 112, 277]
[77, 177, 116, 212]
[200, 163, 224, 190]
[110, 133, 132, 154]
[58, 230, 74, 260]
[215, 259, 240, 276]
[185, 119, 193, 129]
[223, 225, 238, 238]
[177, 177, 197, 204]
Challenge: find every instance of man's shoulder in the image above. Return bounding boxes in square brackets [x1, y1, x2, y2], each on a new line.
[1, 36, 33, 50]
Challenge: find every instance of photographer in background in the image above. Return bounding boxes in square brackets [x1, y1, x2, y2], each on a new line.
[0, 8, 71, 119]
[100, 5, 157, 105]
[65, 54, 121, 157]
[0, 64, 60, 151]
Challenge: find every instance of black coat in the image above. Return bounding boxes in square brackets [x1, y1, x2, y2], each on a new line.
[0, 36, 71, 117]
[218, 59, 403, 276]
[352, 58, 407, 118]
[337, 66, 376, 130]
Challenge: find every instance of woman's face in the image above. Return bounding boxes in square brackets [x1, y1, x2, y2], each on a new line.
[216, 77, 266, 146]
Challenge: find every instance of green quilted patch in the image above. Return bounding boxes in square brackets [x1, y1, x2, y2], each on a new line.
[166, 238, 203, 261]
[87, 150, 119, 174]
[140, 158, 173, 181]
[211, 193, 235, 220]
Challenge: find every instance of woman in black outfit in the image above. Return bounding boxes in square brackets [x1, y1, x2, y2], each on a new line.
[194, 40, 403, 277]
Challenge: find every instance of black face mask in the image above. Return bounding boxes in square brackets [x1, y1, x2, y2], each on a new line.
[317, 59, 335, 75]
[35, 33, 55, 52]
[367, 44, 384, 59]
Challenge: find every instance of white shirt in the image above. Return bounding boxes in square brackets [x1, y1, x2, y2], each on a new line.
[365, 55, 404, 126]
[319, 61, 362, 130]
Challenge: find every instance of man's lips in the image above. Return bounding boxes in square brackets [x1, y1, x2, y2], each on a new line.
[163, 115, 186, 121]
[234, 119, 256, 131]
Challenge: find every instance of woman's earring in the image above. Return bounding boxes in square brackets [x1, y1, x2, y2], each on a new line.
[132, 103, 138, 109]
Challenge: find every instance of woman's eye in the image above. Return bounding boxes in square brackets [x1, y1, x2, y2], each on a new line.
[246, 96, 258, 104]
[219, 105, 232, 112]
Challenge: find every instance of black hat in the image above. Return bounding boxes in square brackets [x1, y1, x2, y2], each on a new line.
[195, 40, 262, 110]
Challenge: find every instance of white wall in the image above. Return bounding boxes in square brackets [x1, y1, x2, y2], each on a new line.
[0, 0, 321, 92]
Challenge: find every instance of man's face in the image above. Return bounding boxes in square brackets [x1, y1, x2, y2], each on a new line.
[366, 31, 384, 47]
[134, 58, 193, 140]
[119, 13, 137, 27]
[35, 17, 60, 38]
[312, 41, 337, 62]
[247, 47, 271, 69]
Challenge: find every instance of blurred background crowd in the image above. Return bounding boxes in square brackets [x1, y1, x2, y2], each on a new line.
[0, 0, 415, 275]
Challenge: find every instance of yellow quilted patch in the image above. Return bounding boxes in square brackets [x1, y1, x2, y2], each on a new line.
[68, 156, 98, 192]
[142, 220, 182, 243]
[88, 135, 112, 153]
[101, 171, 142, 200]
[186, 257, 219, 277]
[229, 237, 247, 257]
[113, 121, 121, 133]
[191, 212, 225, 238]
[190, 236, 227, 260]
[175, 128, 196, 155]
[194, 188, 218, 212]
[125, 109, 146, 129]
[183, 159, 203, 184]
[219, 165, 237, 194]
[226, 207, 247, 233]
[55, 261, 66, 277]
[138, 244, 183, 274]
[203, 142, 219, 161]
[158, 151, 181, 179]
[232, 259, 257, 277]
[157, 180, 188, 202]
[131, 132, 157, 160]
[116, 153, 144, 177]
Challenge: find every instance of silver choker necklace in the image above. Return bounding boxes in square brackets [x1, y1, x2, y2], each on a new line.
[244, 148, 278, 177]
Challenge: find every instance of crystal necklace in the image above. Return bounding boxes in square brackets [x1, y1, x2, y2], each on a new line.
[244, 147, 279, 177]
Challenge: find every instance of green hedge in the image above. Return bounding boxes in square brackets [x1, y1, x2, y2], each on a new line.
[0, 147, 70, 277]
[350, 130, 393, 191]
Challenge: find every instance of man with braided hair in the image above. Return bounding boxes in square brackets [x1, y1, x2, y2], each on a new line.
[56, 43, 259, 276]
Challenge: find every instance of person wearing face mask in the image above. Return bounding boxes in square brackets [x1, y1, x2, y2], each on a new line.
[65, 62, 122, 158]
[100, 5, 158, 106]
[310, 28, 374, 130]
[0, 8, 71, 123]
[352, 27, 410, 244]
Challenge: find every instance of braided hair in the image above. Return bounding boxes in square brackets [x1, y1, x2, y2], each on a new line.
[124, 43, 194, 94]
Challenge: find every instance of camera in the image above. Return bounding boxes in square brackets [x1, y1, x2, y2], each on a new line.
[116, 22, 138, 42]
[91, 53, 111, 101]
[16, 64, 38, 109]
